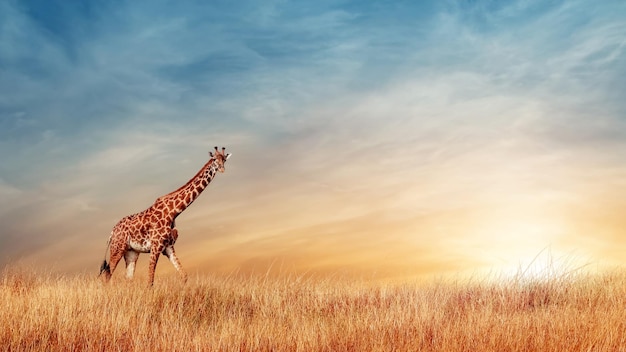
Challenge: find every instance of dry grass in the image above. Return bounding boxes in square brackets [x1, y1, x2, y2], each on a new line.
[2, 267, 626, 351]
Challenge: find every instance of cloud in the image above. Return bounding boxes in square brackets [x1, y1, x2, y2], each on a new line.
[1, 0, 626, 277]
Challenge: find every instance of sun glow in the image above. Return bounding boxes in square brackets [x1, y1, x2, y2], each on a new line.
[465, 211, 576, 279]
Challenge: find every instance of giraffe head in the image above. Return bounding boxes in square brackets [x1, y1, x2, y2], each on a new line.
[209, 146, 231, 173]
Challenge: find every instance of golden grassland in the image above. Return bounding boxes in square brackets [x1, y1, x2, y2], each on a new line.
[2, 267, 626, 351]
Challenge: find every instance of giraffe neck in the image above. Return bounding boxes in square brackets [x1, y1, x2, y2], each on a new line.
[156, 158, 219, 219]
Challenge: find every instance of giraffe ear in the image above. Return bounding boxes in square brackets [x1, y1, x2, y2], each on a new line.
[225, 153, 232, 160]
[209, 152, 214, 157]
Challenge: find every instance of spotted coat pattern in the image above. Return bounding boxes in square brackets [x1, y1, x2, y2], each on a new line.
[100, 147, 231, 286]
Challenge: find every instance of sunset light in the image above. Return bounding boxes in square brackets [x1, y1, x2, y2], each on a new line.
[1, 0, 625, 281]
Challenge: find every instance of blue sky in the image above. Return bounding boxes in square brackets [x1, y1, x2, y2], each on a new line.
[1, 0, 625, 278]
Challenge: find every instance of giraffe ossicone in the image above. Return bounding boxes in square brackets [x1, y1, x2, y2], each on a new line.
[99, 146, 231, 286]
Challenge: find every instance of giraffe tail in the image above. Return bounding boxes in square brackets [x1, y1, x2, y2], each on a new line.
[98, 236, 112, 277]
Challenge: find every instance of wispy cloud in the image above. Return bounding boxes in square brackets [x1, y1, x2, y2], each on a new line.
[1, 0, 626, 277]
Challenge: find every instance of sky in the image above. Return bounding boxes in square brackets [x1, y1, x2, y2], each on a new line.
[1, 0, 626, 280]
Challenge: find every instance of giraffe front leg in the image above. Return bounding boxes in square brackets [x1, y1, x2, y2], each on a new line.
[147, 246, 163, 287]
[164, 246, 188, 283]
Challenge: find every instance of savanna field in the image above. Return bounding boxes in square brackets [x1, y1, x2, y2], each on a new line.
[2, 267, 626, 351]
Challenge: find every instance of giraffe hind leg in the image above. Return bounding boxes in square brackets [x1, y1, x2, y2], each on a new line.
[104, 243, 125, 283]
[124, 250, 140, 280]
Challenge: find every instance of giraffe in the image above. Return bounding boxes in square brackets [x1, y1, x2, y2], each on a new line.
[99, 146, 231, 286]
